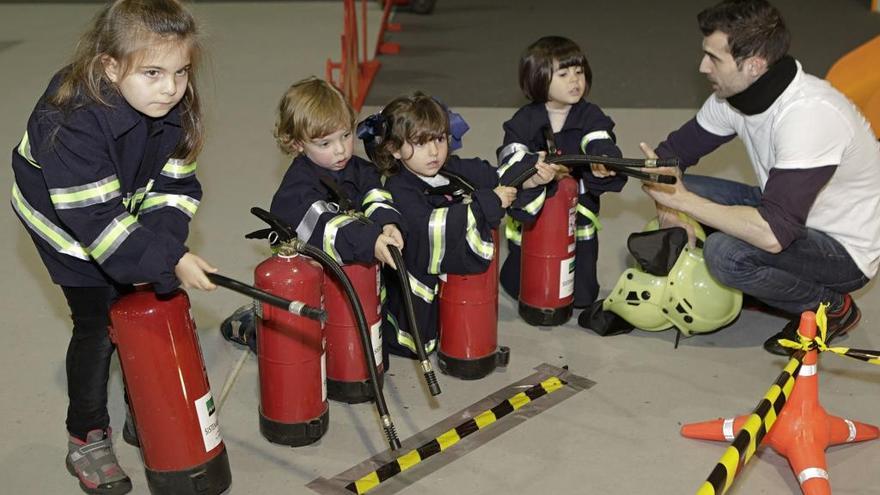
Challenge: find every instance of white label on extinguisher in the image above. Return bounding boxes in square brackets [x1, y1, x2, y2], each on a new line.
[568, 206, 576, 237]
[559, 256, 576, 299]
[195, 391, 222, 452]
[371, 320, 384, 367]
[321, 346, 327, 402]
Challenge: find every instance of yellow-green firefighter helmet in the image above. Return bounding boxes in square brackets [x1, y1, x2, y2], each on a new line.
[660, 245, 743, 336]
[603, 268, 671, 332]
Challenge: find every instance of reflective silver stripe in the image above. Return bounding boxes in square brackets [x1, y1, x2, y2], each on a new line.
[139, 193, 199, 218]
[17, 132, 39, 168]
[498, 149, 528, 177]
[497, 142, 529, 166]
[579, 130, 612, 153]
[845, 419, 857, 442]
[296, 200, 338, 242]
[722, 418, 735, 441]
[364, 202, 399, 218]
[522, 189, 546, 215]
[88, 212, 140, 263]
[49, 175, 121, 210]
[10, 182, 90, 260]
[385, 312, 436, 354]
[799, 364, 817, 376]
[505, 217, 522, 246]
[576, 204, 602, 241]
[579, 178, 587, 195]
[465, 206, 494, 260]
[323, 215, 356, 263]
[124, 180, 154, 213]
[797, 468, 828, 484]
[428, 208, 449, 274]
[362, 188, 393, 205]
[160, 158, 197, 179]
[409, 273, 436, 304]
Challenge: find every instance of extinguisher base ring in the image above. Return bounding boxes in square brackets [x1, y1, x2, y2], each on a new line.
[259, 407, 329, 447]
[327, 373, 385, 404]
[518, 301, 573, 327]
[437, 347, 508, 380]
[144, 445, 231, 495]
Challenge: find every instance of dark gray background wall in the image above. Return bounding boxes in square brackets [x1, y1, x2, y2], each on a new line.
[365, 0, 880, 108]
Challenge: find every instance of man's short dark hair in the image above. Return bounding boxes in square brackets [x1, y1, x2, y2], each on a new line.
[698, 0, 790, 65]
[519, 36, 592, 103]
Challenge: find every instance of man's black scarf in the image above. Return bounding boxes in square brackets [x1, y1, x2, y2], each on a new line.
[727, 55, 797, 115]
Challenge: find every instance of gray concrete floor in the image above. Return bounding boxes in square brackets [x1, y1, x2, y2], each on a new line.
[1, 3, 879, 495]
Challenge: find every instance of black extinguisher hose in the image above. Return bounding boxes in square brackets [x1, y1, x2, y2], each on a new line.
[388, 246, 442, 396]
[206, 273, 327, 322]
[297, 242, 402, 451]
[504, 154, 680, 188]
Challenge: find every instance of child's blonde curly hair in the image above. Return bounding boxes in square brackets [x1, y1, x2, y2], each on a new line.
[274, 77, 357, 155]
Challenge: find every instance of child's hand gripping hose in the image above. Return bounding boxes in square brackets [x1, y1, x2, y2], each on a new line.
[250, 207, 402, 451]
[388, 245, 442, 396]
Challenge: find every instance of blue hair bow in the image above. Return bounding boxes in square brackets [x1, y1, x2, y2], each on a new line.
[433, 98, 469, 151]
[356, 99, 470, 152]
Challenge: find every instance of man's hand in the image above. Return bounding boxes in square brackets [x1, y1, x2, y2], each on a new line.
[639, 142, 697, 247]
[174, 252, 218, 290]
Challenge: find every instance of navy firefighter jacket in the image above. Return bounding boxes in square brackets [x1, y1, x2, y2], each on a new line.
[381, 155, 543, 357]
[269, 154, 402, 265]
[496, 99, 626, 307]
[11, 71, 200, 294]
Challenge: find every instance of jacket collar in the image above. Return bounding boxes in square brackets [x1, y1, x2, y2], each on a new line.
[103, 87, 182, 139]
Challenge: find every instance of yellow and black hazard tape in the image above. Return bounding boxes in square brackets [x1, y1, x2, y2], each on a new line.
[779, 304, 880, 366]
[346, 376, 566, 494]
[696, 356, 801, 495]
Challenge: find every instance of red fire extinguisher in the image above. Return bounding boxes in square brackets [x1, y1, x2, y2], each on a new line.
[324, 262, 384, 403]
[253, 246, 327, 446]
[248, 207, 404, 450]
[109, 288, 231, 495]
[438, 229, 510, 379]
[519, 175, 578, 326]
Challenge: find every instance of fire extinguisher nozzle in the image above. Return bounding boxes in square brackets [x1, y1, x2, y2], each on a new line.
[382, 416, 402, 451]
[288, 301, 327, 322]
[425, 370, 442, 396]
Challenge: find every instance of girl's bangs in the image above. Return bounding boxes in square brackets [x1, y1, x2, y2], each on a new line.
[406, 102, 448, 144]
[556, 51, 587, 70]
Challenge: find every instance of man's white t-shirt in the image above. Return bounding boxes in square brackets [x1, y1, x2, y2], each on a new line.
[695, 61, 880, 277]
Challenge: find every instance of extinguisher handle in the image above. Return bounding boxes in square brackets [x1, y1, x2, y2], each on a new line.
[249, 207, 297, 242]
[207, 273, 327, 322]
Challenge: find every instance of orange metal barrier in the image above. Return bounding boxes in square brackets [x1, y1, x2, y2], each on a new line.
[326, 0, 405, 111]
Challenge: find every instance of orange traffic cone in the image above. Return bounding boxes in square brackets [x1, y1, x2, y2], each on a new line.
[682, 311, 879, 494]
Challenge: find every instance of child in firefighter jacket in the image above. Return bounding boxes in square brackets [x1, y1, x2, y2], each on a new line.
[498, 36, 627, 309]
[361, 93, 558, 358]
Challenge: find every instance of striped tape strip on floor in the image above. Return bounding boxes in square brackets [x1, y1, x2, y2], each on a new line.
[348, 377, 564, 494]
[307, 363, 594, 495]
[697, 356, 802, 495]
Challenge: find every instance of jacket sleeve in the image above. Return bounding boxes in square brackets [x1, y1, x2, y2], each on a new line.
[578, 106, 627, 194]
[270, 166, 382, 264]
[31, 111, 186, 293]
[391, 180, 497, 276]
[655, 117, 735, 169]
[136, 157, 202, 245]
[496, 115, 534, 166]
[351, 158, 405, 231]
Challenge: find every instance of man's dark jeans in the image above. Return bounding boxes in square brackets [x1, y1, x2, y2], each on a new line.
[683, 175, 868, 315]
